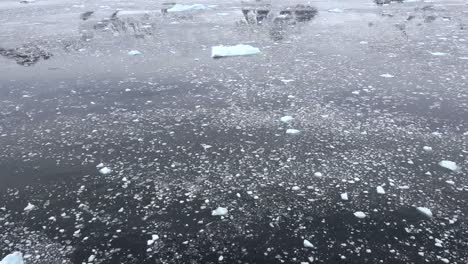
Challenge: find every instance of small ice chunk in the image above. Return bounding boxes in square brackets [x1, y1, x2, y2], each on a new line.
[429, 52, 448, 56]
[99, 167, 112, 175]
[416, 207, 433, 218]
[314, 172, 323, 177]
[87, 255, 95, 262]
[23, 203, 35, 211]
[211, 44, 260, 58]
[280, 116, 294, 123]
[0, 252, 24, 264]
[147, 239, 154, 246]
[286, 129, 300, 134]
[439, 160, 459, 171]
[303, 239, 314, 248]
[376, 186, 385, 194]
[380, 73, 394, 78]
[96, 163, 104, 168]
[128, 50, 142, 56]
[423, 146, 432, 152]
[354, 211, 366, 219]
[328, 8, 344, 13]
[291, 186, 300, 191]
[340, 192, 349, 201]
[152, 234, 159, 240]
[212, 207, 228, 216]
[445, 180, 455, 185]
[168, 4, 206, 12]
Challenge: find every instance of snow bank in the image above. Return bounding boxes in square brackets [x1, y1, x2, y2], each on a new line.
[211, 44, 261, 58]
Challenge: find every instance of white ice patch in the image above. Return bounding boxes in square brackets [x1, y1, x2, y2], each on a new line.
[340, 192, 349, 201]
[380, 73, 394, 78]
[167, 4, 206, 12]
[354, 211, 366, 219]
[128, 50, 142, 56]
[376, 186, 385, 194]
[19, 0, 35, 3]
[416, 207, 433, 218]
[211, 44, 261, 58]
[0, 252, 24, 264]
[23, 203, 35, 211]
[99, 167, 112, 175]
[96, 163, 104, 168]
[286, 129, 300, 134]
[439, 160, 459, 171]
[212, 207, 228, 216]
[291, 186, 300, 191]
[303, 239, 314, 248]
[280, 116, 294, 123]
[446, 180, 455, 185]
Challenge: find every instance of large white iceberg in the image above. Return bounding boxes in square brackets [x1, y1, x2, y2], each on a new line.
[211, 44, 261, 58]
[0, 252, 24, 264]
[168, 4, 206, 12]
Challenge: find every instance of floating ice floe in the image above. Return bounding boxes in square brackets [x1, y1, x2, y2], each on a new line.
[459, 57, 468, 60]
[168, 4, 207, 12]
[211, 44, 261, 58]
[340, 192, 349, 201]
[328, 8, 344, 13]
[416, 207, 433, 218]
[376, 186, 385, 194]
[314, 172, 323, 177]
[303, 239, 314, 248]
[128, 50, 142, 56]
[439, 160, 459, 171]
[212, 207, 228, 216]
[0, 252, 24, 264]
[291, 186, 300, 191]
[280, 116, 294, 123]
[429, 52, 448, 56]
[99, 167, 112, 175]
[286, 129, 300, 135]
[354, 211, 366, 219]
[23, 203, 35, 211]
[380, 73, 395, 78]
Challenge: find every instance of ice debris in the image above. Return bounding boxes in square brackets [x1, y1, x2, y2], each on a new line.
[212, 44, 261, 58]
[212, 207, 228, 216]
